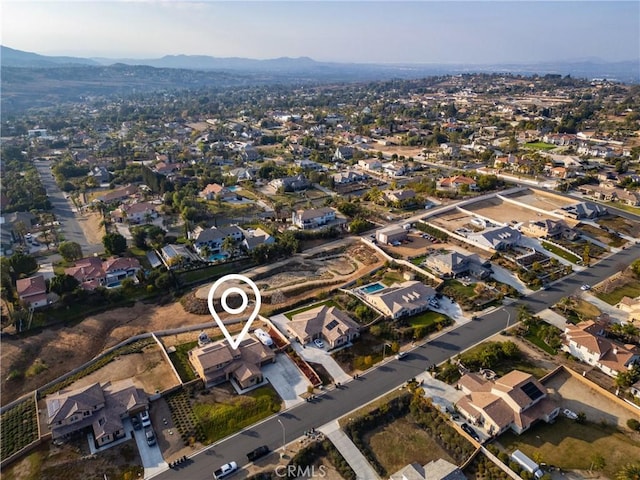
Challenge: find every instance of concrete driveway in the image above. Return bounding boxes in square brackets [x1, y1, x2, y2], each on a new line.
[490, 264, 533, 295]
[430, 296, 466, 324]
[128, 419, 168, 478]
[262, 354, 310, 408]
[293, 342, 352, 384]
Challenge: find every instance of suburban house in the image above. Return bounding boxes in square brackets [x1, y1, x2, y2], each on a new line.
[467, 226, 521, 251]
[382, 161, 406, 177]
[191, 226, 244, 254]
[16, 275, 49, 309]
[96, 185, 137, 204]
[88, 166, 111, 184]
[188, 337, 276, 390]
[437, 176, 477, 191]
[363, 280, 436, 319]
[269, 174, 309, 192]
[383, 189, 416, 205]
[520, 219, 577, 240]
[425, 252, 491, 279]
[225, 167, 256, 182]
[562, 320, 640, 377]
[199, 183, 238, 202]
[558, 202, 607, 220]
[390, 459, 466, 480]
[111, 202, 158, 224]
[376, 225, 408, 245]
[65, 257, 141, 289]
[333, 146, 354, 161]
[616, 296, 640, 323]
[455, 370, 559, 436]
[332, 171, 367, 185]
[241, 227, 276, 251]
[578, 184, 640, 207]
[358, 158, 382, 171]
[631, 380, 640, 400]
[45, 380, 148, 447]
[160, 243, 199, 267]
[287, 305, 360, 349]
[292, 207, 336, 230]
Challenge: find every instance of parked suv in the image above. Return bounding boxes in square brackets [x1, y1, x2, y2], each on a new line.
[140, 410, 151, 428]
[145, 428, 156, 446]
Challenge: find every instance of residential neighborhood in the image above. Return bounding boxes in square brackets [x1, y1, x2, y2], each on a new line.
[2, 58, 640, 480]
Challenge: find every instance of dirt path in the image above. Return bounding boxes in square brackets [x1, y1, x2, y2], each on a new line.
[1, 301, 209, 406]
[76, 211, 105, 245]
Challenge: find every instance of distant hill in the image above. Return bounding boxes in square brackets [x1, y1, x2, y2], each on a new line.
[91, 54, 320, 72]
[1, 45, 99, 67]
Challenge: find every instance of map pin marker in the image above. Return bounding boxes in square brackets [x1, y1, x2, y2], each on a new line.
[207, 274, 261, 350]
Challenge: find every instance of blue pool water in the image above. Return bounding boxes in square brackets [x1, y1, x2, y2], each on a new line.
[209, 253, 229, 262]
[227, 185, 239, 192]
[361, 282, 385, 294]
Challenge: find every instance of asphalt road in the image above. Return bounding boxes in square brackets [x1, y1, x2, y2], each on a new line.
[33, 160, 102, 256]
[153, 244, 640, 480]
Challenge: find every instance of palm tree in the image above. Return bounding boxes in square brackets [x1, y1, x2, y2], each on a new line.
[616, 462, 640, 480]
[222, 236, 236, 258]
[200, 245, 212, 261]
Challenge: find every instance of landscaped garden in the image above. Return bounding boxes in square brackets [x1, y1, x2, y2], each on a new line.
[166, 385, 282, 446]
[497, 416, 640, 479]
[595, 266, 640, 305]
[541, 241, 581, 263]
[168, 341, 198, 382]
[1, 397, 39, 461]
[553, 296, 601, 324]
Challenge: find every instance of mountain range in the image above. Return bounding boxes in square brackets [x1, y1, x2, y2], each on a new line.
[1, 45, 639, 114]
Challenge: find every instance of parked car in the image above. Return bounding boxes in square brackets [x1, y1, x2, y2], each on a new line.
[461, 423, 481, 441]
[140, 410, 151, 428]
[131, 416, 141, 430]
[246, 445, 270, 462]
[213, 461, 238, 479]
[145, 428, 156, 446]
[580, 284, 591, 291]
[562, 408, 578, 420]
[395, 351, 408, 360]
[313, 338, 325, 349]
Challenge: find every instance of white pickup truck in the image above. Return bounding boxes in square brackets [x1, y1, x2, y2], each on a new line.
[213, 461, 238, 479]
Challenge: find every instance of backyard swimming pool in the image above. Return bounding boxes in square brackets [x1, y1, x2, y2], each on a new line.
[208, 253, 229, 262]
[360, 282, 385, 294]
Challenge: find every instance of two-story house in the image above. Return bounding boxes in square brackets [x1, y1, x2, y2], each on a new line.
[192, 226, 244, 254]
[562, 320, 640, 377]
[16, 275, 49, 308]
[291, 207, 336, 230]
[188, 336, 276, 390]
[456, 370, 559, 436]
[269, 174, 309, 192]
[199, 183, 238, 202]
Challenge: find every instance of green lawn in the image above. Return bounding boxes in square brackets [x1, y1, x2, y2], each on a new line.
[499, 416, 640, 479]
[284, 300, 339, 320]
[523, 142, 557, 151]
[410, 256, 426, 266]
[606, 201, 640, 215]
[524, 323, 558, 355]
[168, 341, 198, 382]
[596, 281, 640, 305]
[193, 386, 281, 444]
[382, 271, 405, 286]
[178, 261, 249, 285]
[541, 241, 581, 263]
[443, 279, 476, 298]
[409, 311, 448, 327]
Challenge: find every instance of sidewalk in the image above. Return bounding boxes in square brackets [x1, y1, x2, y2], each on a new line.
[319, 420, 381, 480]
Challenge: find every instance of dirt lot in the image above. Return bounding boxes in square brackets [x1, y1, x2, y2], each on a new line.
[3, 438, 142, 480]
[502, 189, 576, 210]
[1, 301, 213, 406]
[464, 197, 558, 225]
[543, 368, 637, 429]
[429, 209, 475, 232]
[75, 211, 105, 245]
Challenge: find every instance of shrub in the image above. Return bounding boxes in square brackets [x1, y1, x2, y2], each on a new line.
[627, 418, 640, 431]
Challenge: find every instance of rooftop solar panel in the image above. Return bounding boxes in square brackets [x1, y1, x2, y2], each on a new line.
[521, 381, 543, 401]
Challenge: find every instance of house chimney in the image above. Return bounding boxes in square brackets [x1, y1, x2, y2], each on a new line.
[613, 347, 618, 355]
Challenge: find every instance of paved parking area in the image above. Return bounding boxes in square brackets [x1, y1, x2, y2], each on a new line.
[414, 371, 465, 413]
[490, 264, 533, 295]
[262, 354, 310, 408]
[430, 296, 466, 324]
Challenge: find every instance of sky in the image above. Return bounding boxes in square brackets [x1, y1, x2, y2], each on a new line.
[2, 1, 639, 64]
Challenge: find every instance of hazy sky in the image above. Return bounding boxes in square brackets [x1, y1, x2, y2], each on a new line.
[2, 1, 639, 64]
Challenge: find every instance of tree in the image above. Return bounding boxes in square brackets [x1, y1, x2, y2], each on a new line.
[583, 243, 591, 267]
[8, 253, 38, 277]
[49, 274, 79, 295]
[631, 259, 640, 278]
[221, 236, 236, 257]
[58, 241, 83, 262]
[102, 232, 127, 255]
